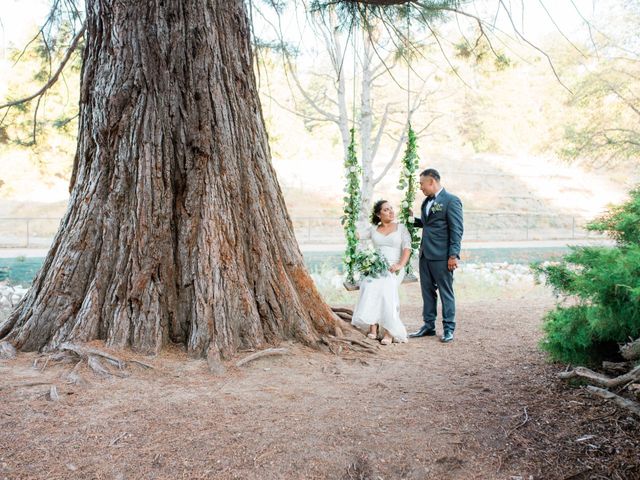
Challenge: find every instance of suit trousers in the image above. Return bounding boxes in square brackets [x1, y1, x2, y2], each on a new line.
[419, 256, 456, 333]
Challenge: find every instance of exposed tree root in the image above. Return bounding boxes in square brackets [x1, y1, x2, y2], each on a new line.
[236, 348, 290, 367]
[558, 365, 640, 389]
[0, 381, 52, 391]
[587, 386, 640, 417]
[62, 358, 88, 385]
[60, 343, 126, 369]
[331, 307, 354, 323]
[331, 307, 354, 316]
[334, 312, 353, 322]
[31, 342, 155, 379]
[558, 338, 640, 418]
[327, 335, 379, 353]
[46, 385, 60, 402]
[0, 341, 16, 359]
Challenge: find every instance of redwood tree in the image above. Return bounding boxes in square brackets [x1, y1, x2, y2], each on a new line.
[0, 0, 337, 357]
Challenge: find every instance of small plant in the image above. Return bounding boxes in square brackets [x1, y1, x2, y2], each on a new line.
[533, 186, 640, 365]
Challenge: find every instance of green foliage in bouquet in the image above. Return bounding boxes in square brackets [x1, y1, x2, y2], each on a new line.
[354, 247, 390, 279]
[397, 125, 421, 274]
[532, 186, 640, 365]
[341, 128, 362, 284]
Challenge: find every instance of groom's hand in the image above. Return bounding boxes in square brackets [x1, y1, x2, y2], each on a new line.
[448, 257, 458, 272]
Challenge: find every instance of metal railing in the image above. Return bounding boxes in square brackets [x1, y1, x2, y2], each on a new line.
[292, 211, 600, 244]
[0, 218, 61, 248]
[0, 212, 599, 248]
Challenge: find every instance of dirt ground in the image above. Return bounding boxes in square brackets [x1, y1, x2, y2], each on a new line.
[1, 289, 639, 480]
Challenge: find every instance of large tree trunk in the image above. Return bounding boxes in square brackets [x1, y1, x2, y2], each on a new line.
[0, 0, 336, 357]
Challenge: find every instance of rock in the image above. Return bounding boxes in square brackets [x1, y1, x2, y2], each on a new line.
[0, 284, 28, 307]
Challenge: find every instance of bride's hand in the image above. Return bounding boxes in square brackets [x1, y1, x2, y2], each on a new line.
[389, 263, 402, 273]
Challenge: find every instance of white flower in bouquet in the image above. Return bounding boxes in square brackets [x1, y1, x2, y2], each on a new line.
[354, 247, 390, 278]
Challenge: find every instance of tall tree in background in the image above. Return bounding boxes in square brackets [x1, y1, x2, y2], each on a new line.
[259, 10, 439, 223]
[559, 1, 640, 170]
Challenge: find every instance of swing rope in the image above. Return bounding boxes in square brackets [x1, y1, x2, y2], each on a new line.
[343, 8, 420, 288]
[407, 8, 411, 123]
[397, 5, 421, 277]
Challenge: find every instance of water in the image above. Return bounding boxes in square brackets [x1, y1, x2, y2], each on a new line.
[0, 257, 45, 285]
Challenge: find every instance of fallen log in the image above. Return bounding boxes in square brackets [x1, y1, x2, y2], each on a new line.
[602, 361, 633, 375]
[587, 385, 640, 417]
[558, 364, 640, 389]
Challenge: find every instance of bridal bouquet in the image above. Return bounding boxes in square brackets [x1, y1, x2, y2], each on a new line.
[353, 247, 390, 279]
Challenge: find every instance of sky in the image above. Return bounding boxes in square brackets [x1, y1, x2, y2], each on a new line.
[0, 0, 599, 54]
[250, 0, 594, 53]
[0, 0, 50, 51]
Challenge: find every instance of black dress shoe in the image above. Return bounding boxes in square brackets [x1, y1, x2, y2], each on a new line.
[441, 331, 454, 343]
[409, 325, 436, 338]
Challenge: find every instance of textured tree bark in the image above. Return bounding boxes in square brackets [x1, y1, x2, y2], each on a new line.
[0, 0, 336, 357]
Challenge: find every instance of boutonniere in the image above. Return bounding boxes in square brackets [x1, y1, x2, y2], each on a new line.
[431, 202, 443, 213]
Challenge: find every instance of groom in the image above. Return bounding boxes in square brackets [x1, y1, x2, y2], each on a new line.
[409, 169, 464, 343]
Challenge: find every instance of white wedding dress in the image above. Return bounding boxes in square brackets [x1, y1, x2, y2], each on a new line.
[351, 223, 411, 342]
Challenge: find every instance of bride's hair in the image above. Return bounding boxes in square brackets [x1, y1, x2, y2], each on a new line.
[370, 199, 388, 225]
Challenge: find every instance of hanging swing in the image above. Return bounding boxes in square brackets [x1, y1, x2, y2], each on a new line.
[342, 9, 420, 291]
[342, 125, 421, 291]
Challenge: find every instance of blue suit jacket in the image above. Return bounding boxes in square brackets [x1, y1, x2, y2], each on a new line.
[414, 189, 464, 261]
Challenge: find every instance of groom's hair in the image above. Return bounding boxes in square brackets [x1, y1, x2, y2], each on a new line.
[420, 168, 441, 182]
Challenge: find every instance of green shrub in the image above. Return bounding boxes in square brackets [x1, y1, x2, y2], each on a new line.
[533, 186, 640, 365]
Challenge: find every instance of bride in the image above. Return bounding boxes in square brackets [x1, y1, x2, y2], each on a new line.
[351, 200, 412, 345]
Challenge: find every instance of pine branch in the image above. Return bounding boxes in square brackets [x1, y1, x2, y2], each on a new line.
[0, 23, 86, 111]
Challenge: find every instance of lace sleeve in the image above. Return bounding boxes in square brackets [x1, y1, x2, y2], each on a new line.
[400, 224, 412, 250]
[356, 221, 372, 240]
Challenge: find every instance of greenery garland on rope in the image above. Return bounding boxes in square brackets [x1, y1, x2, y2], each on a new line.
[397, 124, 421, 274]
[342, 128, 362, 284]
